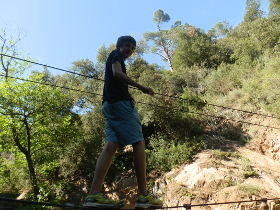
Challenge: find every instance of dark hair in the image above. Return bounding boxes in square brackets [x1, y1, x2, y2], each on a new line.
[116, 36, 136, 49]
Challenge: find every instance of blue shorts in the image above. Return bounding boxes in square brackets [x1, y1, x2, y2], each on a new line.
[102, 100, 144, 147]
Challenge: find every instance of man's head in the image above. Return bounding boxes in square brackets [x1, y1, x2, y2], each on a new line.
[116, 36, 136, 58]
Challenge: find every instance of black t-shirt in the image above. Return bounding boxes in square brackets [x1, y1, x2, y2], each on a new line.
[102, 49, 133, 103]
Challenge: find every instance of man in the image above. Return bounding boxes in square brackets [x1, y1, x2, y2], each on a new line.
[83, 36, 163, 209]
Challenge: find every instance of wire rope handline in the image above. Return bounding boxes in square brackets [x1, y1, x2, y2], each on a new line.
[1, 53, 279, 120]
[1, 196, 280, 209]
[0, 53, 103, 81]
[1, 74, 280, 130]
[0, 196, 87, 209]
[0, 74, 102, 97]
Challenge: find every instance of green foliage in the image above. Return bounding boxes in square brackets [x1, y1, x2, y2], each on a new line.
[146, 134, 207, 172]
[204, 63, 244, 96]
[244, 0, 263, 22]
[71, 59, 97, 77]
[269, 0, 280, 16]
[238, 185, 261, 195]
[172, 30, 213, 69]
[153, 9, 170, 25]
[0, 70, 83, 199]
[173, 27, 233, 69]
[208, 21, 232, 39]
[243, 169, 258, 178]
[212, 150, 242, 160]
[144, 10, 176, 71]
[241, 51, 280, 116]
[127, 58, 205, 141]
[224, 176, 237, 187]
[219, 16, 280, 63]
[0, 151, 30, 193]
[96, 44, 116, 65]
[240, 157, 258, 178]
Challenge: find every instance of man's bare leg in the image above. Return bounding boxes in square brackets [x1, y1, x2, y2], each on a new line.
[89, 141, 119, 194]
[132, 141, 147, 195]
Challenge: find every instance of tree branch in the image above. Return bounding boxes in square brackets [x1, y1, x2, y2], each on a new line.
[11, 125, 28, 155]
[23, 114, 32, 154]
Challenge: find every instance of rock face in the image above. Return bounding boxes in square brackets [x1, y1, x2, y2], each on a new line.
[106, 119, 280, 209]
[106, 146, 280, 209]
[244, 116, 280, 162]
[256, 130, 280, 161]
[152, 149, 280, 210]
[174, 154, 228, 190]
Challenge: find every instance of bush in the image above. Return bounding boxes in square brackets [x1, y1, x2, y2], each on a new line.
[146, 134, 207, 172]
[240, 157, 258, 178]
[0, 152, 30, 193]
[238, 184, 261, 195]
[212, 150, 242, 160]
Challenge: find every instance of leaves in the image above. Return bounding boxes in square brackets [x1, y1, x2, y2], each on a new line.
[153, 9, 170, 25]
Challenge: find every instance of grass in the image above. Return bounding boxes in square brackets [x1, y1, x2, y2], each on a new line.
[240, 157, 258, 178]
[238, 184, 261, 195]
[224, 176, 237, 187]
[212, 150, 242, 160]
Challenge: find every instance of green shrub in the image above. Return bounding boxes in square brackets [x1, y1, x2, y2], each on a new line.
[238, 184, 261, 195]
[147, 134, 207, 172]
[240, 157, 258, 178]
[212, 150, 242, 160]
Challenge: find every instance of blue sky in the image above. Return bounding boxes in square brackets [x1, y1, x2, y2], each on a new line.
[0, 0, 269, 72]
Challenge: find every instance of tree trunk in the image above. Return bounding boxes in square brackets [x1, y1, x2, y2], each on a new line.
[164, 48, 174, 72]
[11, 126, 39, 197]
[157, 24, 174, 72]
[25, 153, 39, 197]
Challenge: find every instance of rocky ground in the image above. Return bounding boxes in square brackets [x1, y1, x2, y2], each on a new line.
[107, 114, 280, 209]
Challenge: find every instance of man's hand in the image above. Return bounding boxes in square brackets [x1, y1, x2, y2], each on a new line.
[112, 62, 154, 96]
[140, 86, 154, 95]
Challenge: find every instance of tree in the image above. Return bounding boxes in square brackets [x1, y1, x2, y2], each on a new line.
[244, 0, 263, 22]
[269, 0, 280, 16]
[208, 21, 232, 40]
[96, 44, 116, 66]
[172, 29, 216, 69]
[0, 29, 29, 78]
[0, 71, 80, 198]
[144, 9, 175, 71]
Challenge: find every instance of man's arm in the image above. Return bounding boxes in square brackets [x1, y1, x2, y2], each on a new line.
[112, 62, 154, 95]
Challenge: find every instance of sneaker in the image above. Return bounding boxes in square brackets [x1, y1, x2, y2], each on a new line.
[135, 194, 163, 209]
[83, 192, 125, 208]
